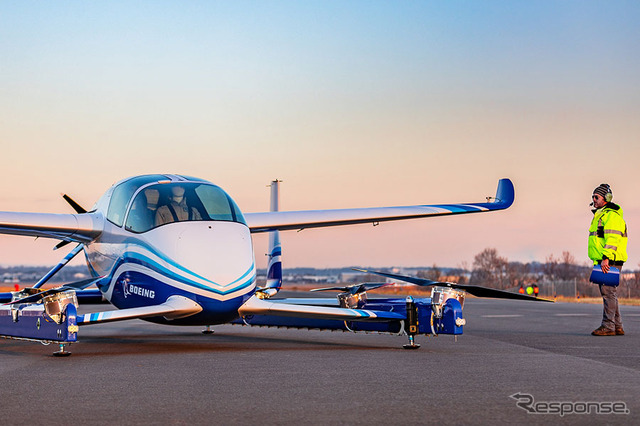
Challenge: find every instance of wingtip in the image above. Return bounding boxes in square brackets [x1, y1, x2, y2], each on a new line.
[495, 178, 515, 208]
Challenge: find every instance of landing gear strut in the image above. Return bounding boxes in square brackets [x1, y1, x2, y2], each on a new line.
[202, 325, 214, 335]
[403, 334, 420, 350]
[53, 343, 71, 357]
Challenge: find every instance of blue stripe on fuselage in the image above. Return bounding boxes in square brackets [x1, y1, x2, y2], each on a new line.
[108, 270, 252, 324]
[112, 249, 255, 295]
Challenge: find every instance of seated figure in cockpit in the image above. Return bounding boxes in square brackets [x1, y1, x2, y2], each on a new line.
[155, 185, 202, 226]
[126, 191, 154, 232]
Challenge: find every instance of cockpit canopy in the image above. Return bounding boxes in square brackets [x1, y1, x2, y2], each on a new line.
[105, 175, 246, 233]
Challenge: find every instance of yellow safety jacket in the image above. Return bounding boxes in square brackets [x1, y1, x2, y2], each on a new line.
[588, 203, 628, 264]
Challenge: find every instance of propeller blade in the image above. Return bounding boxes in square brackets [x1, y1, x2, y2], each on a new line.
[309, 286, 348, 292]
[352, 268, 441, 286]
[7, 288, 54, 305]
[446, 283, 554, 302]
[8, 277, 102, 305]
[61, 276, 103, 291]
[310, 282, 388, 294]
[62, 194, 87, 214]
[54, 240, 72, 250]
[354, 268, 553, 302]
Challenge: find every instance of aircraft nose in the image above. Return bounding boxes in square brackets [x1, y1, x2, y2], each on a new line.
[173, 222, 255, 287]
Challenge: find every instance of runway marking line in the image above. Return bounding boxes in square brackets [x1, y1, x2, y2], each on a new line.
[481, 314, 523, 318]
[554, 314, 590, 317]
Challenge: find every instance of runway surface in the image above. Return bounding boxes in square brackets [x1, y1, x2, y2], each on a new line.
[1, 295, 638, 425]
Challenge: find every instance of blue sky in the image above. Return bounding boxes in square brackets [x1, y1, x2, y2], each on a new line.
[1, 1, 639, 269]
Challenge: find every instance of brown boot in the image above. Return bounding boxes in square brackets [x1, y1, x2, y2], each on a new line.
[592, 326, 615, 336]
[615, 327, 625, 335]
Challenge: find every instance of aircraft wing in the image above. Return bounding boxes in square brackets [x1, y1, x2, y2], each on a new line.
[238, 296, 405, 322]
[0, 211, 103, 242]
[77, 295, 202, 325]
[244, 178, 514, 233]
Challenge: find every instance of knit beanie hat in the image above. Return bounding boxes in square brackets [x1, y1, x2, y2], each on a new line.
[593, 183, 612, 201]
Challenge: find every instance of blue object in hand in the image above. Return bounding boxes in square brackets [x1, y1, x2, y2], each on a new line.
[589, 265, 620, 287]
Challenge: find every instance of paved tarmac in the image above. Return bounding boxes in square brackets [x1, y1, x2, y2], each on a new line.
[1, 294, 638, 425]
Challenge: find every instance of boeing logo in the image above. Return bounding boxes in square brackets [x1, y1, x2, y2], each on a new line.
[123, 281, 155, 299]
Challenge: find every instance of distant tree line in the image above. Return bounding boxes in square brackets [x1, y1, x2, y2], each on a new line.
[0, 265, 88, 284]
[418, 248, 640, 298]
[4, 250, 640, 298]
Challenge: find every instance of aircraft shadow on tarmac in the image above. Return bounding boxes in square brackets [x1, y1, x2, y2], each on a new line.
[1, 327, 404, 357]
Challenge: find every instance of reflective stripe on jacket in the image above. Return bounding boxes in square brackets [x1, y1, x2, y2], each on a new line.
[588, 203, 628, 263]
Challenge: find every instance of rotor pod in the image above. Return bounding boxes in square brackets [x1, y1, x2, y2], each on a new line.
[43, 291, 79, 324]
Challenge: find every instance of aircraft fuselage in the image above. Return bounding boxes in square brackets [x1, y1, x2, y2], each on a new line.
[83, 175, 257, 325]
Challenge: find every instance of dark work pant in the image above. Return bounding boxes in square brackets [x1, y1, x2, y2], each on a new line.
[599, 284, 622, 330]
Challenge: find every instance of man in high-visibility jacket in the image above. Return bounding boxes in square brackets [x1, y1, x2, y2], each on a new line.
[588, 184, 627, 336]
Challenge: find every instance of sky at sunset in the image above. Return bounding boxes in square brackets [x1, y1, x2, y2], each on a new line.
[1, 1, 639, 271]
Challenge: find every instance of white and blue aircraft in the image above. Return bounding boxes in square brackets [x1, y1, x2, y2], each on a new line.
[0, 175, 545, 355]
